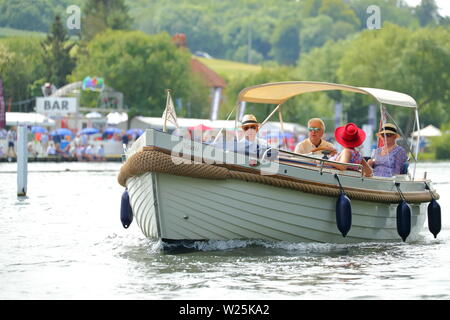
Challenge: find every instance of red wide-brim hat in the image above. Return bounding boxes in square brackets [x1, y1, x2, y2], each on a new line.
[334, 123, 366, 148]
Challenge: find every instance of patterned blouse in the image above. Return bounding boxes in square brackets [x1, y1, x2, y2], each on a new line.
[329, 148, 362, 171]
[372, 145, 408, 177]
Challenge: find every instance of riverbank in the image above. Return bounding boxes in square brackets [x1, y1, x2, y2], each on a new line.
[0, 155, 122, 162]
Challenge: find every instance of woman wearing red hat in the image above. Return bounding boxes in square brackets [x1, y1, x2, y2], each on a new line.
[328, 123, 373, 176]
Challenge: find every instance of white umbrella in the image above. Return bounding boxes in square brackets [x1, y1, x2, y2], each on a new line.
[85, 111, 102, 118]
[107, 112, 128, 125]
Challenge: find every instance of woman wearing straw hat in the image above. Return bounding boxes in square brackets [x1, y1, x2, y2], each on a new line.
[328, 123, 373, 176]
[367, 123, 408, 177]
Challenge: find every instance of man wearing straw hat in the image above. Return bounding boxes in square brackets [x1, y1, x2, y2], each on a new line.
[237, 114, 272, 159]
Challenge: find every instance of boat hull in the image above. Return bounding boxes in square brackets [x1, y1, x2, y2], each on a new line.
[127, 171, 427, 243]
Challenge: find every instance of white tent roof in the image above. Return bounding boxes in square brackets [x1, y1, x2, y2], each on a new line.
[6, 112, 56, 127]
[132, 116, 306, 133]
[133, 116, 236, 130]
[411, 124, 442, 137]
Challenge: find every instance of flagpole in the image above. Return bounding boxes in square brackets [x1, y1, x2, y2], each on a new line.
[163, 89, 171, 133]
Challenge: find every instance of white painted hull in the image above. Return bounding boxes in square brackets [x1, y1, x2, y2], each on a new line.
[127, 171, 427, 243]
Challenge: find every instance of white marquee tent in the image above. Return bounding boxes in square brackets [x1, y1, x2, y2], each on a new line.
[5, 112, 55, 127]
[411, 124, 442, 137]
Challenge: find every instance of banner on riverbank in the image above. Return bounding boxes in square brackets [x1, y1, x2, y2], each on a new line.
[36, 97, 78, 116]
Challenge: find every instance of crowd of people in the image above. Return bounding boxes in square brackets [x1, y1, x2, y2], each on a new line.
[0, 127, 137, 162]
[1, 117, 409, 177]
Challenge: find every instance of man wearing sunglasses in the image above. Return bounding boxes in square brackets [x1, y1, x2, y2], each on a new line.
[294, 118, 336, 157]
[237, 114, 273, 160]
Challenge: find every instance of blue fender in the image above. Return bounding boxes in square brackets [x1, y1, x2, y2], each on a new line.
[336, 193, 352, 237]
[396, 200, 411, 242]
[120, 189, 133, 229]
[427, 199, 441, 239]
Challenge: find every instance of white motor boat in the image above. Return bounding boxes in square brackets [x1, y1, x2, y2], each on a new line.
[118, 82, 441, 244]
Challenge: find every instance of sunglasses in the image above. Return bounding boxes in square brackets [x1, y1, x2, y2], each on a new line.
[308, 127, 321, 132]
[243, 125, 258, 131]
[382, 133, 396, 137]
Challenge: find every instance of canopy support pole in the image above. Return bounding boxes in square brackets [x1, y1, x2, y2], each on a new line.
[261, 103, 283, 127]
[278, 108, 287, 150]
[212, 102, 238, 144]
[413, 108, 420, 181]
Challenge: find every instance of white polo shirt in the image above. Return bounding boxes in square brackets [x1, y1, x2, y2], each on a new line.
[294, 138, 334, 156]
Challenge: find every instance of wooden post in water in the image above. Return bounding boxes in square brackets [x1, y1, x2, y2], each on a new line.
[17, 124, 28, 197]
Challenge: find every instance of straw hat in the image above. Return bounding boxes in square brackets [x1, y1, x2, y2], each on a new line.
[376, 123, 400, 138]
[334, 123, 366, 148]
[240, 114, 260, 128]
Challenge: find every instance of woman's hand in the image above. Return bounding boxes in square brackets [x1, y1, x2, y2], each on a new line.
[362, 159, 374, 177]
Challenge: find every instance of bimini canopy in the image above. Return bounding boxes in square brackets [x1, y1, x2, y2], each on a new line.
[238, 81, 417, 108]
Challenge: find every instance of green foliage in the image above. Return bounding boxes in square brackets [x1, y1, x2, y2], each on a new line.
[223, 67, 293, 120]
[336, 23, 450, 127]
[318, 0, 360, 26]
[349, 0, 420, 29]
[41, 15, 76, 87]
[196, 57, 262, 82]
[0, 0, 83, 32]
[300, 15, 334, 53]
[0, 27, 45, 38]
[428, 124, 450, 159]
[222, 66, 334, 126]
[270, 19, 301, 65]
[0, 37, 45, 108]
[134, 3, 223, 58]
[416, 0, 442, 26]
[1, 0, 449, 131]
[233, 45, 264, 64]
[70, 30, 209, 117]
[130, 0, 303, 62]
[82, 0, 132, 41]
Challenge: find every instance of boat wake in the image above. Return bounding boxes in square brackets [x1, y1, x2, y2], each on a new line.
[147, 238, 399, 255]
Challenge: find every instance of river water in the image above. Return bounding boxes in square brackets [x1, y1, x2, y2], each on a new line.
[0, 161, 449, 300]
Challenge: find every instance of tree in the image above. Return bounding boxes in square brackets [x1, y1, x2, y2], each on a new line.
[82, 0, 131, 41]
[337, 23, 450, 128]
[0, 38, 45, 110]
[415, 0, 442, 26]
[70, 30, 209, 117]
[136, 4, 224, 58]
[0, 0, 82, 32]
[300, 15, 334, 53]
[318, 0, 360, 26]
[270, 19, 301, 65]
[41, 15, 76, 87]
[430, 123, 450, 159]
